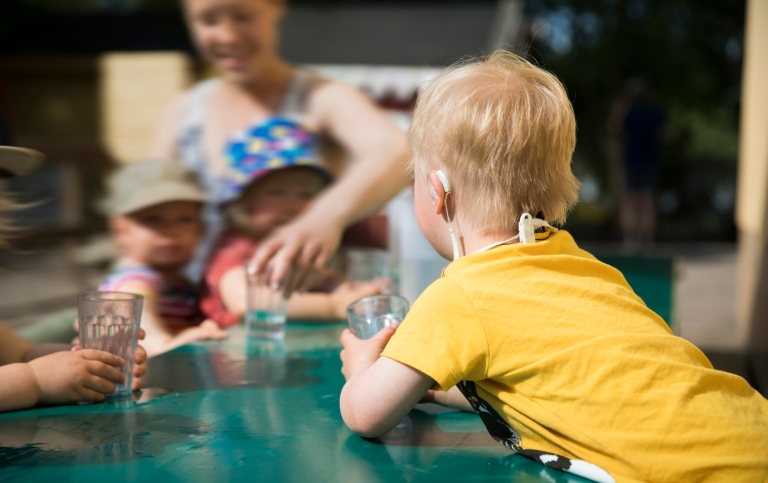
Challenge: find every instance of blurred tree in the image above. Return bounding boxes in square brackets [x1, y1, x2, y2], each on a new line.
[523, 0, 744, 240]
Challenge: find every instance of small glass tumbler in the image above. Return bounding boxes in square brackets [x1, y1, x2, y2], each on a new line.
[346, 294, 409, 340]
[245, 273, 288, 339]
[78, 291, 143, 398]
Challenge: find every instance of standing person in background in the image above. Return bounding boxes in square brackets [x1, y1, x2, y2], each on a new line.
[607, 78, 666, 251]
[151, 0, 411, 293]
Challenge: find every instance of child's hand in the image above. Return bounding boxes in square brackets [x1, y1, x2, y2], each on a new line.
[331, 281, 384, 320]
[340, 325, 397, 381]
[165, 320, 229, 353]
[28, 350, 126, 404]
[132, 328, 148, 391]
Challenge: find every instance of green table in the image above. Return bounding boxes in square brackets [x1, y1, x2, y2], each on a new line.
[0, 324, 590, 482]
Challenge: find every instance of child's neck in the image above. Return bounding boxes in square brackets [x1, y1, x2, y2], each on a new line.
[460, 230, 520, 256]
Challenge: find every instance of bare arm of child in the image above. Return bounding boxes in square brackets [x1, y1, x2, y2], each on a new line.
[220, 265, 382, 321]
[287, 281, 383, 321]
[0, 323, 33, 366]
[339, 327, 435, 438]
[420, 386, 474, 412]
[0, 348, 127, 412]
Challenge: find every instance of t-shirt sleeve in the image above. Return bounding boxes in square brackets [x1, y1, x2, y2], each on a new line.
[381, 277, 488, 391]
[100, 268, 162, 303]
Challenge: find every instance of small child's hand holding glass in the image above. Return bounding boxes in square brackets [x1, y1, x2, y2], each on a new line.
[28, 349, 126, 404]
[339, 324, 398, 381]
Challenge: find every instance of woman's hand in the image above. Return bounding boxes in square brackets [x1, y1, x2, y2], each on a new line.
[249, 213, 344, 297]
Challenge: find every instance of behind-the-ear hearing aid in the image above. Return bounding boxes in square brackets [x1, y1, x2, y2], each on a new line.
[435, 169, 452, 194]
[435, 170, 461, 260]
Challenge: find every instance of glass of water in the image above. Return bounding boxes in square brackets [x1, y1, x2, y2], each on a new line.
[245, 272, 288, 339]
[346, 294, 409, 340]
[78, 291, 143, 398]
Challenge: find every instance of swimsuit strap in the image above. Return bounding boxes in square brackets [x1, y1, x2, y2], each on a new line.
[279, 68, 317, 116]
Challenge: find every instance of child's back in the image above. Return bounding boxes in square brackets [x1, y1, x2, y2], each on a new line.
[340, 51, 768, 483]
[383, 229, 768, 481]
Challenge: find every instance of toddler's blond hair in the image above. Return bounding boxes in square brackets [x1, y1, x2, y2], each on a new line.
[410, 50, 580, 233]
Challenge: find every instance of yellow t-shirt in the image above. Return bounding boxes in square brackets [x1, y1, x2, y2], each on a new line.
[382, 230, 768, 483]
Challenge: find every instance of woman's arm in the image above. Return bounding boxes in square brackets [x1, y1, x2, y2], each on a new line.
[148, 92, 189, 159]
[251, 82, 412, 293]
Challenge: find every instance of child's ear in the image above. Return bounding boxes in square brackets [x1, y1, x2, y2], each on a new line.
[427, 171, 447, 215]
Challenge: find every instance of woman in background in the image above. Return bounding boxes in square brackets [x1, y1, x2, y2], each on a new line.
[151, 0, 411, 293]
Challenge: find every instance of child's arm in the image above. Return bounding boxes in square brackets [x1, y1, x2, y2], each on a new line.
[339, 327, 435, 437]
[0, 322, 74, 363]
[118, 281, 227, 357]
[420, 386, 474, 412]
[287, 281, 383, 321]
[220, 266, 382, 321]
[0, 349, 126, 412]
[0, 323, 33, 366]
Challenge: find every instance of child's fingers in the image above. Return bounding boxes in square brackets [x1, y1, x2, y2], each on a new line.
[79, 349, 125, 368]
[133, 361, 147, 378]
[340, 328, 360, 346]
[198, 320, 229, 339]
[87, 361, 126, 384]
[71, 345, 82, 352]
[370, 324, 399, 347]
[137, 328, 146, 341]
[132, 375, 143, 391]
[78, 387, 108, 402]
[83, 374, 116, 395]
[133, 345, 147, 364]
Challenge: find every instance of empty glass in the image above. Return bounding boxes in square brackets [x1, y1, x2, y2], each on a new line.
[347, 294, 409, 340]
[78, 291, 143, 398]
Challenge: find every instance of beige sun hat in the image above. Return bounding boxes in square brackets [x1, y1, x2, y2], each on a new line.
[103, 159, 208, 216]
[0, 146, 45, 177]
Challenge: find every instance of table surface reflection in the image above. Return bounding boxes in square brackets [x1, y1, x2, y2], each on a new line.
[0, 323, 589, 482]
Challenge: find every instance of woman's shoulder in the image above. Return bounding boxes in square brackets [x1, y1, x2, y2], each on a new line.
[166, 79, 220, 122]
[150, 79, 221, 158]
